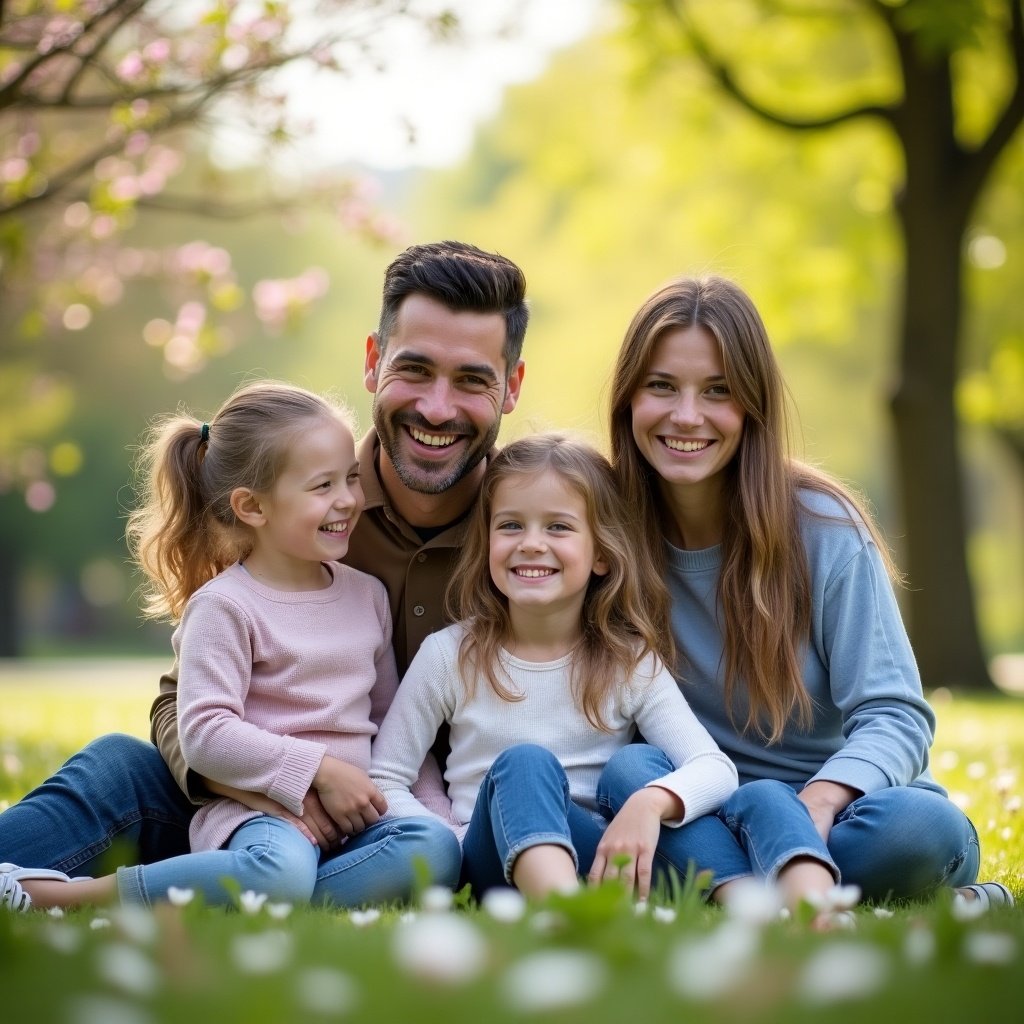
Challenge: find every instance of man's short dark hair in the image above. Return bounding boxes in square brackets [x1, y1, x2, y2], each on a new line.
[377, 241, 529, 369]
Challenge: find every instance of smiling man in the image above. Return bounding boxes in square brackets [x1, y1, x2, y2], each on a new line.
[0, 241, 530, 891]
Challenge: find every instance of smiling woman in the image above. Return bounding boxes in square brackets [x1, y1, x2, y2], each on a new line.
[606, 274, 1008, 922]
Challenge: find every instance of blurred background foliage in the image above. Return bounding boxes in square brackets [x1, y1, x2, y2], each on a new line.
[0, 0, 1021, 686]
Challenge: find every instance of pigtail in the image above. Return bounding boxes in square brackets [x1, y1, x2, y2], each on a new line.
[126, 416, 235, 623]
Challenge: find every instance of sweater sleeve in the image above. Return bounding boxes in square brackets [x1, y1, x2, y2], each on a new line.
[809, 540, 935, 794]
[629, 658, 738, 825]
[370, 636, 457, 829]
[176, 592, 326, 816]
[367, 581, 399, 732]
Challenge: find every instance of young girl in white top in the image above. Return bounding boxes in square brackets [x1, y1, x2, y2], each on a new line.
[370, 433, 737, 900]
[6, 381, 459, 911]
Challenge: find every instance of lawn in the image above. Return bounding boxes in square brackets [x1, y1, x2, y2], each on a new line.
[2, 660, 1023, 1023]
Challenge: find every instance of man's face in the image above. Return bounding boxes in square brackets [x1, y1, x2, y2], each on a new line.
[365, 293, 524, 495]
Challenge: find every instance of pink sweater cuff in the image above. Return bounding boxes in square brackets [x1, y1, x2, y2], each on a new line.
[268, 738, 326, 815]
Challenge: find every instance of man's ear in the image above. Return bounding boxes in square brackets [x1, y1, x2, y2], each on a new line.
[502, 359, 525, 414]
[230, 487, 265, 527]
[364, 333, 382, 395]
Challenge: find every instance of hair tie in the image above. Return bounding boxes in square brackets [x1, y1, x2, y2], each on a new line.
[200, 423, 210, 443]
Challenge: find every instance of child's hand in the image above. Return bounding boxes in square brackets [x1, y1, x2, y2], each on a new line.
[588, 787, 683, 901]
[313, 756, 389, 835]
[204, 778, 324, 849]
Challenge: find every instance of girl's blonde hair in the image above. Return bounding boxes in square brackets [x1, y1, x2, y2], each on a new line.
[446, 433, 673, 731]
[126, 380, 354, 623]
[609, 276, 900, 743]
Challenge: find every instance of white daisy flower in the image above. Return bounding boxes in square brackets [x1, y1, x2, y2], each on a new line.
[166, 886, 194, 907]
[481, 888, 526, 923]
[502, 950, 603, 1012]
[238, 890, 268, 914]
[964, 931, 1016, 966]
[231, 930, 293, 975]
[348, 908, 381, 927]
[392, 913, 487, 985]
[96, 943, 160, 997]
[798, 942, 888, 1004]
[295, 967, 359, 1014]
[420, 886, 454, 913]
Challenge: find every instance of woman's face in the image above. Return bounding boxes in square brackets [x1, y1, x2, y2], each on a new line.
[629, 325, 746, 498]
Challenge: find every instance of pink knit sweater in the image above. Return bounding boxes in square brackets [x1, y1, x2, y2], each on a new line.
[174, 561, 398, 852]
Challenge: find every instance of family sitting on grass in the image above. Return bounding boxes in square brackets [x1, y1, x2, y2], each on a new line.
[1, 242, 1011, 926]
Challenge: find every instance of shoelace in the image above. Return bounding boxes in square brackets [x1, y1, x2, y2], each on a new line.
[1, 873, 31, 912]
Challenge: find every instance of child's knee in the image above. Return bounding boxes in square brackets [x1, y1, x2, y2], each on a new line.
[404, 818, 462, 888]
[601, 744, 670, 792]
[491, 743, 558, 775]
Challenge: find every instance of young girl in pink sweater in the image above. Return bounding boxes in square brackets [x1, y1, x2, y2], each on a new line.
[7, 381, 459, 910]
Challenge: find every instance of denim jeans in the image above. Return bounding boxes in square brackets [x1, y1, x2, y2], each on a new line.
[117, 814, 319, 906]
[461, 743, 607, 893]
[0, 733, 462, 907]
[312, 815, 461, 906]
[600, 744, 981, 902]
[116, 813, 462, 908]
[0, 734, 195, 875]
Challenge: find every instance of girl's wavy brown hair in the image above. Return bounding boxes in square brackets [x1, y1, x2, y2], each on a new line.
[445, 433, 673, 731]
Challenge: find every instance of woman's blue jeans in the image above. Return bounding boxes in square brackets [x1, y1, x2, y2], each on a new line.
[601, 744, 981, 902]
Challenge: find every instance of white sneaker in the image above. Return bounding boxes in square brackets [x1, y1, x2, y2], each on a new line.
[0, 863, 79, 912]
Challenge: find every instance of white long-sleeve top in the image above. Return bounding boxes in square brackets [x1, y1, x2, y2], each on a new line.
[371, 623, 738, 841]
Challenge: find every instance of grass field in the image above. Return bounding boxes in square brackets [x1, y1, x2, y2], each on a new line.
[2, 660, 1023, 1023]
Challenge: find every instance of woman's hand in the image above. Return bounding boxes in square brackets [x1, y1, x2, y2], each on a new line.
[798, 780, 861, 843]
[588, 786, 684, 901]
[313, 755, 389, 836]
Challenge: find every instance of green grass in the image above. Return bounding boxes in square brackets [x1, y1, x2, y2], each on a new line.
[2, 662, 1024, 1022]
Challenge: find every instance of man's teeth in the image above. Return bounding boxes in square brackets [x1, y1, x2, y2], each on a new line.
[515, 568, 555, 578]
[411, 427, 457, 447]
[665, 438, 711, 453]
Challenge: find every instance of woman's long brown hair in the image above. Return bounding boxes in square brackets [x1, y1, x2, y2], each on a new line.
[609, 276, 899, 743]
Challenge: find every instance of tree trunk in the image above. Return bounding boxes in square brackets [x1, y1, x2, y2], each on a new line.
[0, 537, 20, 656]
[890, 46, 994, 690]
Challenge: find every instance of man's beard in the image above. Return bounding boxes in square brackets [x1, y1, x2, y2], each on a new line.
[373, 408, 501, 496]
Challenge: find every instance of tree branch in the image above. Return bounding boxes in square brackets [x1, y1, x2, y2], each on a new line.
[0, 76, 230, 218]
[58, 0, 148, 104]
[661, 0, 896, 131]
[0, 0, 145, 110]
[957, 0, 1024, 206]
[135, 192, 323, 220]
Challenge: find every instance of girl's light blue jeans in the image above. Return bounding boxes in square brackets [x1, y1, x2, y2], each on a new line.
[601, 744, 981, 902]
[116, 812, 461, 908]
[460, 743, 607, 893]
[0, 733, 462, 907]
